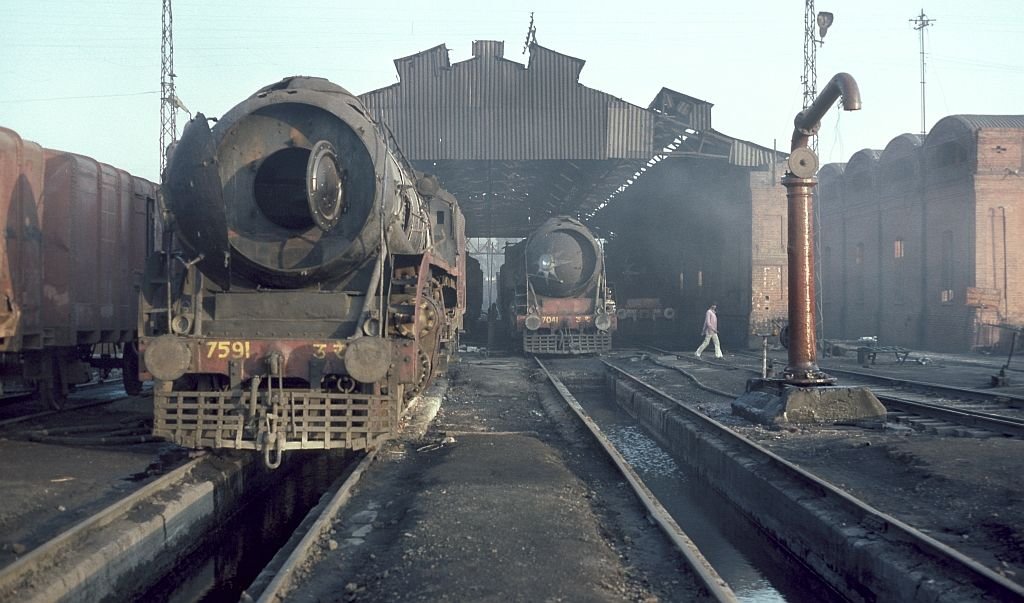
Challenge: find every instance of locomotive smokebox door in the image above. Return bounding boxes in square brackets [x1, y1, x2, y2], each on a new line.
[165, 114, 230, 283]
[306, 140, 346, 231]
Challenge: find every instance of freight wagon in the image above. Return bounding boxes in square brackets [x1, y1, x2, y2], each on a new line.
[0, 126, 159, 407]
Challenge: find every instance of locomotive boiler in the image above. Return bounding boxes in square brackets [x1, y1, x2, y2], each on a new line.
[140, 76, 466, 467]
[497, 216, 615, 354]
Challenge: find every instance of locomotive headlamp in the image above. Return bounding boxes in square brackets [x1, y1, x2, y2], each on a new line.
[595, 314, 612, 331]
[170, 313, 192, 335]
[525, 314, 542, 331]
[143, 335, 192, 382]
[537, 254, 557, 279]
[306, 140, 345, 232]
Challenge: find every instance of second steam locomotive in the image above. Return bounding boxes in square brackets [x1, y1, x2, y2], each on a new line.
[498, 216, 615, 354]
[141, 77, 466, 466]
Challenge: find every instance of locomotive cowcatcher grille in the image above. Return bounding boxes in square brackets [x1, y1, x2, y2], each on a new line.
[523, 331, 612, 355]
[153, 389, 396, 453]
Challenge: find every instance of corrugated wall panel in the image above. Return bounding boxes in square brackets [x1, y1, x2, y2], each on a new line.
[360, 43, 652, 161]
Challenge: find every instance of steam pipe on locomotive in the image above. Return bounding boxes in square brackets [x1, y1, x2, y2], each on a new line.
[140, 77, 465, 467]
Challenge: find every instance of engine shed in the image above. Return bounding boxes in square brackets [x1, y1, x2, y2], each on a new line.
[358, 40, 789, 348]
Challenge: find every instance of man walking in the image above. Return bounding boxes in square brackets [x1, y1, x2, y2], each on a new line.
[695, 303, 723, 358]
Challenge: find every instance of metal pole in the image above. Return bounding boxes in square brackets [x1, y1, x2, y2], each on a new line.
[910, 10, 936, 136]
[783, 73, 862, 386]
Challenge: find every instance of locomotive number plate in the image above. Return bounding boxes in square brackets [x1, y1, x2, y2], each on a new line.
[205, 340, 252, 359]
[541, 315, 592, 324]
[203, 340, 347, 360]
[311, 343, 346, 359]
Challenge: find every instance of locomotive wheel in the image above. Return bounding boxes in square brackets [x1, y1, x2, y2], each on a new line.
[406, 345, 433, 400]
[417, 295, 443, 341]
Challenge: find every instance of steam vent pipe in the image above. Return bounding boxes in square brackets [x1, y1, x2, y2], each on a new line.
[783, 73, 861, 386]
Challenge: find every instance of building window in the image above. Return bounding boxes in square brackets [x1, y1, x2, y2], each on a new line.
[697, 270, 704, 289]
[893, 239, 906, 304]
[941, 230, 954, 303]
[854, 243, 865, 304]
[927, 141, 968, 170]
[823, 246, 832, 305]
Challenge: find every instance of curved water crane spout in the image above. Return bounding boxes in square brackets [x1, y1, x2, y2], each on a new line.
[791, 73, 862, 151]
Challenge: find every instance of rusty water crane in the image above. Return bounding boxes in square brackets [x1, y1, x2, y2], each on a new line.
[783, 72, 861, 386]
[733, 73, 885, 426]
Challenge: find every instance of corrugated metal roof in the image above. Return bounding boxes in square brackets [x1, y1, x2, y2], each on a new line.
[360, 42, 653, 162]
[885, 133, 924, 149]
[927, 114, 1024, 146]
[726, 135, 785, 168]
[358, 41, 788, 237]
[845, 149, 882, 172]
[818, 162, 846, 181]
[648, 88, 713, 132]
[944, 114, 1024, 131]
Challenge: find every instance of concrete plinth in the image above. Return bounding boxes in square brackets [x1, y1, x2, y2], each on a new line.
[732, 378, 886, 427]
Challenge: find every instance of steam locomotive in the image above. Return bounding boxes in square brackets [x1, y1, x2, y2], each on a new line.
[498, 216, 615, 354]
[140, 77, 466, 467]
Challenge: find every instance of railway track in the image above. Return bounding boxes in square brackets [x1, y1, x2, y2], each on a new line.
[0, 378, 141, 428]
[242, 451, 376, 602]
[0, 457, 204, 602]
[591, 356, 1024, 602]
[0, 448, 360, 602]
[643, 346, 1024, 439]
[534, 358, 736, 602]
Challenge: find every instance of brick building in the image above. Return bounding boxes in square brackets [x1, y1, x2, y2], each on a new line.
[817, 115, 1024, 352]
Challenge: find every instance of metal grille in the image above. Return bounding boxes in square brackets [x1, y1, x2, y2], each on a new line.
[523, 331, 612, 355]
[153, 390, 396, 451]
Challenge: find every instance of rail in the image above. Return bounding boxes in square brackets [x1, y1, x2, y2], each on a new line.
[601, 358, 1024, 601]
[534, 357, 737, 603]
[650, 346, 1024, 438]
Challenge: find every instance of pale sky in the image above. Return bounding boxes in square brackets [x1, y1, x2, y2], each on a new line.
[2, 0, 1022, 183]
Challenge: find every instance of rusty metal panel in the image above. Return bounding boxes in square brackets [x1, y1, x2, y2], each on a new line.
[129, 177, 157, 328]
[42, 152, 143, 344]
[42, 151, 92, 345]
[0, 127, 44, 351]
